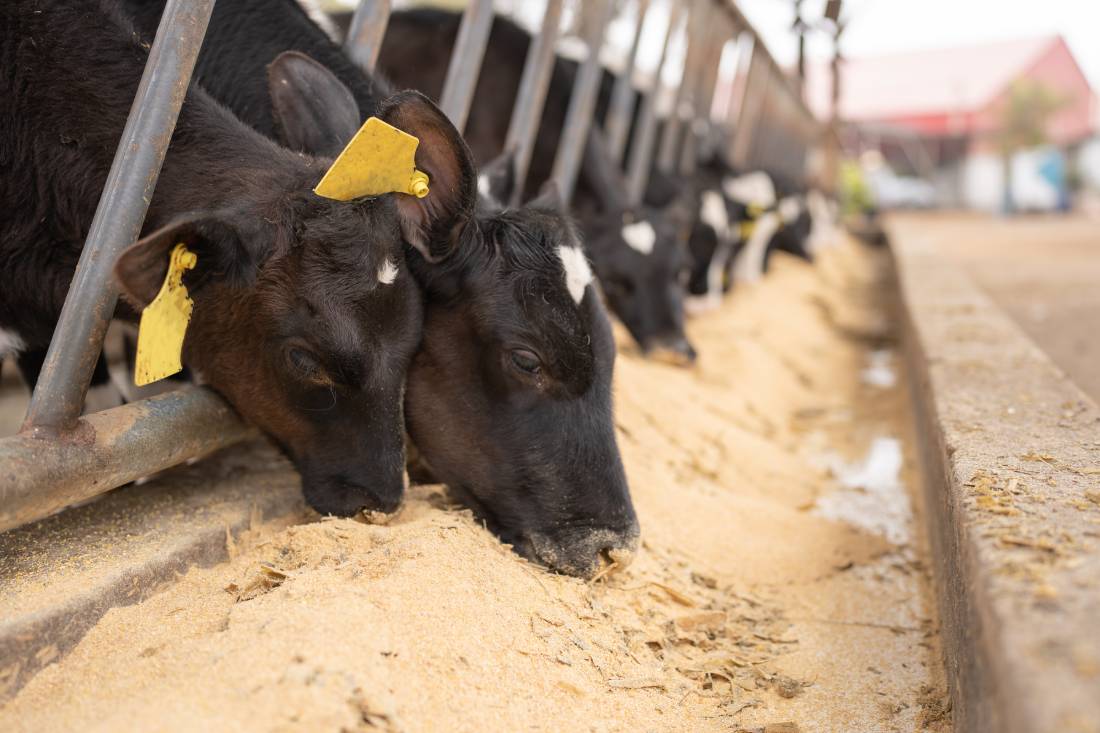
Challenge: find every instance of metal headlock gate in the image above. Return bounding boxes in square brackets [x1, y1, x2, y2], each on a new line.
[0, 0, 817, 534]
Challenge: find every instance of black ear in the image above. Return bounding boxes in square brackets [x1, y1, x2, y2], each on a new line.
[529, 180, 564, 211]
[379, 90, 477, 263]
[268, 51, 361, 157]
[478, 151, 517, 208]
[115, 214, 255, 309]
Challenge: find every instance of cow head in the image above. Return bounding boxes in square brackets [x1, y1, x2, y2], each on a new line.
[262, 53, 638, 578]
[114, 64, 477, 520]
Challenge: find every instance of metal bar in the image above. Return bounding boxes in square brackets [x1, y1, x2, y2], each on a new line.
[625, 0, 684, 206]
[656, 0, 703, 174]
[679, 11, 727, 175]
[603, 0, 651, 167]
[438, 0, 494, 134]
[504, 0, 565, 207]
[1, 388, 253, 534]
[550, 0, 616, 204]
[731, 42, 769, 170]
[22, 0, 216, 434]
[344, 0, 392, 74]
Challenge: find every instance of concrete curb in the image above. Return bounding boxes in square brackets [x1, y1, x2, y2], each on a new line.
[893, 228, 1100, 733]
[0, 438, 305, 702]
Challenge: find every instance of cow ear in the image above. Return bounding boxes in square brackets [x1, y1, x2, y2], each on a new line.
[529, 180, 564, 211]
[268, 51, 361, 157]
[115, 214, 256, 309]
[478, 151, 517, 206]
[378, 90, 477, 263]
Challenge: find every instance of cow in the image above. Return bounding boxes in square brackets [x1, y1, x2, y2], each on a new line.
[374, 8, 698, 365]
[0, 0, 468, 522]
[120, 0, 640, 578]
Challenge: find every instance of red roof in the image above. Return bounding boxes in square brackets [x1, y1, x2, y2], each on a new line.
[804, 35, 1095, 142]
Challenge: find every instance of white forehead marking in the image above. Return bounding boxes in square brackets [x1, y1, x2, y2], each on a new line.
[700, 190, 730, 237]
[0, 327, 25, 358]
[477, 174, 492, 199]
[778, 196, 802, 224]
[377, 258, 399, 285]
[621, 220, 656, 255]
[722, 171, 776, 208]
[557, 245, 593, 305]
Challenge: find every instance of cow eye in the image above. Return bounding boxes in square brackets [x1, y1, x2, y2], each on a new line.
[286, 347, 327, 383]
[509, 349, 541, 375]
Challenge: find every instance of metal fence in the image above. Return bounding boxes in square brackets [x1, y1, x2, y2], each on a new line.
[0, 0, 818, 534]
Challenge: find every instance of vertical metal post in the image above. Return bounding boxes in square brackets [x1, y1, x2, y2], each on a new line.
[550, 0, 616, 204]
[22, 0, 217, 434]
[679, 13, 727, 175]
[438, 0, 494, 134]
[731, 43, 769, 170]
[603, 0, 651, 167]
[656, 0, 704, 174]
[344, 0, 391, 74]
[625, 0, 684, 206]
[504, 0, 565, 207]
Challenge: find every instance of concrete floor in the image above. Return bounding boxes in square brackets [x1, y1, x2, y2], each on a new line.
[889, 213, 1100, 403]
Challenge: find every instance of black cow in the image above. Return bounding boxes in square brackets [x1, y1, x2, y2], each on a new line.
[121, 0, 640, 578]
[375, 8, 697, 364]
[0, 0, 461, 520]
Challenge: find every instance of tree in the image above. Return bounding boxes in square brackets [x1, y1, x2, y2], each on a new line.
[994, 80, 1067, 213]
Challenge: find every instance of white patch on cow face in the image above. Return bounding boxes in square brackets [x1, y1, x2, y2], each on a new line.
[477, 174, 492, 200]
[557, 245, 593, 305]
[0, 327, 25, 358]
[732, 212, 782, 284]
[621, 220, 656, 255]
[722, 171, 776, 209]
[700, 190, 730, 239]
[377, 258, 399, 285]
[778, 196, 802, 224]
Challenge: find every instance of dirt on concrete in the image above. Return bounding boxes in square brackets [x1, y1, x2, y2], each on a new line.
[889, 212, 1100, 403]
[0, 240, 948, 732]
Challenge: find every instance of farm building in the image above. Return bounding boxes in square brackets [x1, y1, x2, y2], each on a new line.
[805, 35, 1097, 210]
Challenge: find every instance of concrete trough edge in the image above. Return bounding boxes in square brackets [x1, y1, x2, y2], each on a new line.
[892, 227, 1100, 733]
[0, 439, 305, 702]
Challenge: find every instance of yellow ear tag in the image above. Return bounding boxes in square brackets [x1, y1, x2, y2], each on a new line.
[313, 117, 430, 201]
[134, 243, 197, 386]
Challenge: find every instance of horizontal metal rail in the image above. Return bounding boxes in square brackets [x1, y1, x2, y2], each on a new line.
[345, 0, 392, 74]
[22, 0, 216, 435]
[0, 388, 252, 534]
[438, 0, 494, 134]
[503, 0, 565, 206]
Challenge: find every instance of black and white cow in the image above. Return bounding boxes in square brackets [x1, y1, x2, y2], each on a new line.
[375, 8, 698, 365]
[122, 0, 640, 578]
[2, 0, 448, 521]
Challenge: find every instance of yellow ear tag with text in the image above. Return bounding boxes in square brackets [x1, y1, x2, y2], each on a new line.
[313, 117, 430, 201]
[134, 243, 197, 386]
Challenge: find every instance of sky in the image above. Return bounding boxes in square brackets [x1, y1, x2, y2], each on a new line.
[735, 0, 1100, 91]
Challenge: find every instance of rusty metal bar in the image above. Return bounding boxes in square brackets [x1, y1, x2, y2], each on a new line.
[22, 0, 216, 434]
[344, 0, 392, 73]
[438, 0, 494, 134]
[625, 1, 684, 206]
[504, 0, 564, 206]
[603, 0, 651, 167]
[0, 388, 253, 534]
[550, 0, 616, 204]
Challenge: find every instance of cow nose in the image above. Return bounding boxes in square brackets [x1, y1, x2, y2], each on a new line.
[527, 523, 641, 579]
[645, 336, 698, 367]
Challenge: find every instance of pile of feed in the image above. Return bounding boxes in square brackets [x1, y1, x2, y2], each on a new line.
[0, 239, 949, 732]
